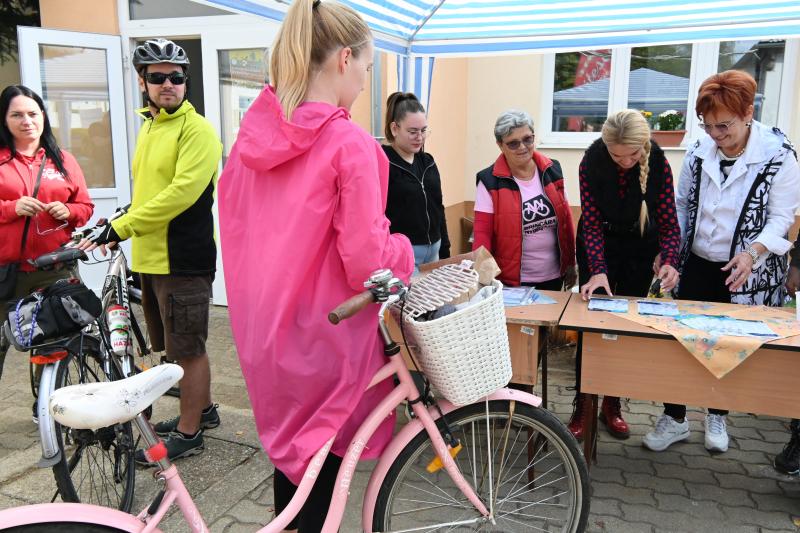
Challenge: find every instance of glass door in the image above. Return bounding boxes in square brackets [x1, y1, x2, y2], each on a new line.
[202, 31, 275, 305]
[18, 27, 131, 291]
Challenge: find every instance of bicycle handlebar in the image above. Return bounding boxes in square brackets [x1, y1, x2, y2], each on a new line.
[30, 246, 87, 269]
[328, 290, 375, 325]
[72, 204, 130, 243]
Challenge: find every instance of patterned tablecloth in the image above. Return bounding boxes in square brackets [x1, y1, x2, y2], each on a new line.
[619, 301, 800, 379]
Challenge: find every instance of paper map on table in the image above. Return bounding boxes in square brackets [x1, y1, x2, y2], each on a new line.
[677, 314, 778, 338]
[619, 302, 800, 378]
[502, 287, 556, 306]
[588, 297, 629, 313]
[637, 299, 679, 316]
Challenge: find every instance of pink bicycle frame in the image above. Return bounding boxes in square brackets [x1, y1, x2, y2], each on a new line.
[0, 303, 543, 532]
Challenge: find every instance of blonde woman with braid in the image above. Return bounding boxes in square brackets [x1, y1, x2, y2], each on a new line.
[567, 109, 681, 442]
[218, 0, 413, 530]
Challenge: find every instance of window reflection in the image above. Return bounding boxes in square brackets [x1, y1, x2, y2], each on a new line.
[552, 50, 611, 132]
[39, 45, 114, 188]
[219, 48, 268, 164]
[718, 40, 785, 127]
[628, 45, 692, 131]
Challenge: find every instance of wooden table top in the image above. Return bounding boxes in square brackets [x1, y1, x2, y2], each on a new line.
[559, 292, 800, 351]
[504, 289, 571, 327]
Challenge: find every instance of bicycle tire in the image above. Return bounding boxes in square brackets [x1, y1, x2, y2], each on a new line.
[51, 343, 136, 512]
[373, 400, 590, 532]
[5, 523, 128, 533]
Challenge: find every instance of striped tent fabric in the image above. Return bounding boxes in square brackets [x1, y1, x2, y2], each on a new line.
[198, 0, 800, 111]
[206, 0, 800, 56]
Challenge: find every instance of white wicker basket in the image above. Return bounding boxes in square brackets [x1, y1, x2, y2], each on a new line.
[394, 279, 512, 406]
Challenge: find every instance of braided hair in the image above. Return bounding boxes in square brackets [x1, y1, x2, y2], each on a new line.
[601, 109, 652, 235]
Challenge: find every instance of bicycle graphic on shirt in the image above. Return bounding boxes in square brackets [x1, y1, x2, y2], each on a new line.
[522, 196, 553, 223]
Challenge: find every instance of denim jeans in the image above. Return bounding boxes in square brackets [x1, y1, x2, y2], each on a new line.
[411, 239, 441, 273]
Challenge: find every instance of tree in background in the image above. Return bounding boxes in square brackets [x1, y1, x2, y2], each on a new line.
[0, 0, 40, 66]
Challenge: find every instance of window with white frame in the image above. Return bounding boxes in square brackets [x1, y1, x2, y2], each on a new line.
[541, 39, 797, 147]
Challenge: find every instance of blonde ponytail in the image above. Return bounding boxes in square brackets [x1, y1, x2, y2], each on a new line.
[601, 109, 652, 235]
[270, 0, 372, 120]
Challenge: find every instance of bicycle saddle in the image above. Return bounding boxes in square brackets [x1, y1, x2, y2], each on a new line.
[49, 363, 183, 430]
[30, 246, 87, 269]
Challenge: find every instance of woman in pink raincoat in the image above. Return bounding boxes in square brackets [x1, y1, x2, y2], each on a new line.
[217, 0, 413, 530]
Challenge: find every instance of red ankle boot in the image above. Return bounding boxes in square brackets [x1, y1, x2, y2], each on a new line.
[599, 396, 630, 439]
[567, 393, 592, 442]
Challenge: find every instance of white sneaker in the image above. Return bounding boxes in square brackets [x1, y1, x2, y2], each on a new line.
[642, 414, 690, 451]
[704, 414, 729, 452]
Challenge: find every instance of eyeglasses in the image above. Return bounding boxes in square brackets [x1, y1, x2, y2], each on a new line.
[699, 119, 736, 135]
[405, 127, 430, 138]
[35, 215, 68, 236]
[144, 71, 187, 85]
[503, 135, 535, 150]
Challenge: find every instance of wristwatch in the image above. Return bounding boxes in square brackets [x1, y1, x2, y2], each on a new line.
[744, 246, 759, 269]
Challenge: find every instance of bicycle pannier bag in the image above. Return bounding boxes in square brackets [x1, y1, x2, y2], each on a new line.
[5, 278, 102, 350]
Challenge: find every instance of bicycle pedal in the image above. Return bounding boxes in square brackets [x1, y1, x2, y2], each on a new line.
[426, 443, 462, 473]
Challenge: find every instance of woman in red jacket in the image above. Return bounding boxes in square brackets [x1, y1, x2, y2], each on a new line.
[473, 109, 576, 290]
[0, 85, 93, 377]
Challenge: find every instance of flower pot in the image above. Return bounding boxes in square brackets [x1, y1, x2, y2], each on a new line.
[651, 130, 685, 148]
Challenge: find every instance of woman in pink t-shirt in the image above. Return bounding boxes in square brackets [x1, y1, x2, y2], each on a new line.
[473, 109, 576, 290]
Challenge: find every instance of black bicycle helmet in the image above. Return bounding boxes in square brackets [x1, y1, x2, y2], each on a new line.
[132, 38, 190, 73]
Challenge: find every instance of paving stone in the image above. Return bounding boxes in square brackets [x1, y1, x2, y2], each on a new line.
[626, 445, 687, 465]
[653, 463, 716, 485]
[751, 492, 800, 514]
[653, 492, 726, 521]
[587, 497, 622, 517]
[685, 482, 753, 507]
[624, 471, 687, 496]
[716, 447, 771, 465]
[757, 429, 793, 445]
[683, 454, 747, 475]
[724, 425, 763, 441]
[713, 471, 781, 494]
[597, 452, 656, 475]
[223, 499, 268, 526]
[587, 465, 623, 485]
[729, 416, 787, 432]
[587, 514, 655, 533]
[621, 502, 736, 533]
[591, 481, 656, 505]
[720, 504, 798, 531]
[737, 438, 787, 454]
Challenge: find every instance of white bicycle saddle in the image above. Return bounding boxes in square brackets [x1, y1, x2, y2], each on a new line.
[49, 364, 183, 430]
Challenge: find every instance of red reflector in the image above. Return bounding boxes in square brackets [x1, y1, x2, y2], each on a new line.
[145, 441, 168, 463]
[30, 351, 68, 365]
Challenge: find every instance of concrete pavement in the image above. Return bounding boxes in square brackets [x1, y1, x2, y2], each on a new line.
[0, 306, 797, 532]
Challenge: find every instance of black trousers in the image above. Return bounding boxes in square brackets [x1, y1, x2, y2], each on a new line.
[520, 276, 563, 291]
[574, 257, 655, 393]
[664, 253, 731, 420]
[274, 453, 343, 532]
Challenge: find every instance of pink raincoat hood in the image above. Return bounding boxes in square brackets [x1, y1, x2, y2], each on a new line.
[236, 85, 348, 172]
[218, 86, 413, 485]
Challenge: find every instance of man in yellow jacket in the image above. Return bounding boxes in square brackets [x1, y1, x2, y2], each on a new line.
[88, 38, 222, 462]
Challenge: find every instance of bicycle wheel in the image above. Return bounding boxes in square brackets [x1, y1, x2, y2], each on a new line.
[373, 400, 590, 532]
[6, 523, 127, 533]
[51, 342, 136, 512]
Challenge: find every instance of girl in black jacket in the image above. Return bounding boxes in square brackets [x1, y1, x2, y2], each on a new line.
[383, 92, 450, 270]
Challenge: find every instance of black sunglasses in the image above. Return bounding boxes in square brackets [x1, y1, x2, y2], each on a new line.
[144, 71, 187, 85]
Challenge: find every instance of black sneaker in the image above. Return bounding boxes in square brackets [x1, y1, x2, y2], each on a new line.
[774, 428, 800, 476]
[135, 430, 204, 466]
[32, 400, 39, 425]
[153, 403, 220, 437]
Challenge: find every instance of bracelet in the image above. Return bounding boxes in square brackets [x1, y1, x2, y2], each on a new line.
[744, 246, 759, 270]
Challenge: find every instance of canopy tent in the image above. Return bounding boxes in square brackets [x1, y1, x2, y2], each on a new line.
[195, 0, 800, 109]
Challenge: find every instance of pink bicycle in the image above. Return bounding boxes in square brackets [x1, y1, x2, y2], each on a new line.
[0, 269, 590, 532]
